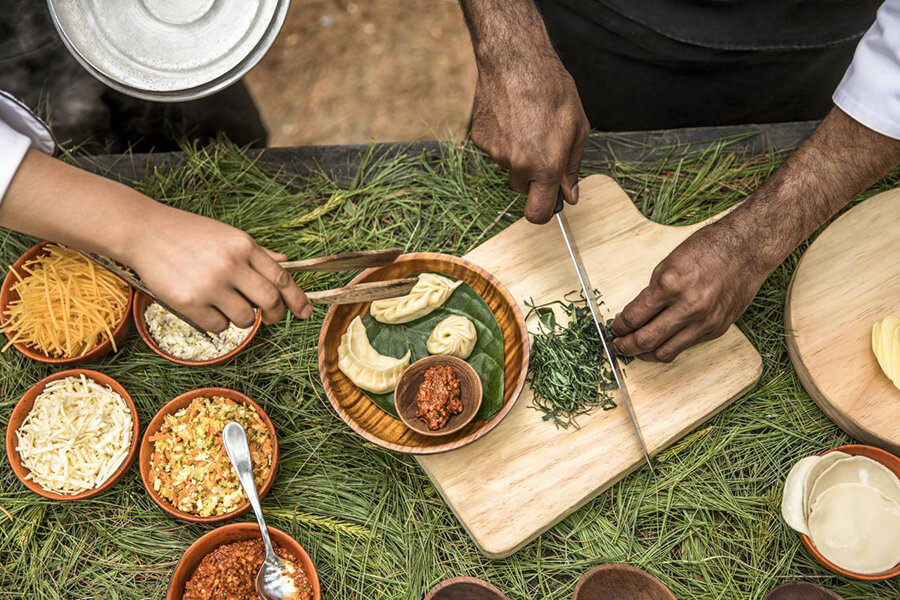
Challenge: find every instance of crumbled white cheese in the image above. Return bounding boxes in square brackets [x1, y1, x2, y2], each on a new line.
[16, 374, 133, 495]
[144, 302, 252, 361]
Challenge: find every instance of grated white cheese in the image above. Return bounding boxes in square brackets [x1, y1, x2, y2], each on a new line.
[144, 302, 252, 361]
[16, 374, 133, 495]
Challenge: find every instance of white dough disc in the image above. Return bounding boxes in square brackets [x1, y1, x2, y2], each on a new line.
[808, 483, 900, 575]
[802, 451, 851, 518]
[809, 455, 900, 509]
[782, 456, 822, 535]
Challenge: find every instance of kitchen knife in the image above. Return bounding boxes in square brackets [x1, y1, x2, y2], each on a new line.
[553, 192, 653, 471]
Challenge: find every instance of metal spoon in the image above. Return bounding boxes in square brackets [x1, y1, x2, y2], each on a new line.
[223, 422, 297, 600]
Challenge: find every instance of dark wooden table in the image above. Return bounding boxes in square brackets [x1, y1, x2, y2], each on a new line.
[88, 121, 818, 183]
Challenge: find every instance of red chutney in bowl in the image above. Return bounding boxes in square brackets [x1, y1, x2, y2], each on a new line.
[183, 538, 312, 600]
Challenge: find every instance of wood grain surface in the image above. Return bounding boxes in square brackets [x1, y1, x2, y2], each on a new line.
[786, 188, 900, 453]
[318, 253, 529, 454]
[417, 174, 762, 558]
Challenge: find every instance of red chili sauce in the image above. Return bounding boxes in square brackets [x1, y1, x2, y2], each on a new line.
[183, 539, 312, 600]
[415, 365, 463, 430]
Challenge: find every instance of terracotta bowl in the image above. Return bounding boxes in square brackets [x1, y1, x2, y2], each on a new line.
[133, 291, 261, 367]
[763, 582, 844, 600]
[140, 387, 278, 523]
[167, 523, 320, 600]
[318, 252, 529, 454]
[572, 564, 675, 600]
[799, 444, 900, 581]
[424, 577, 509, 600]
[6, 369, 140, 500]
[394, 356, 482, 437]
[0, 241, 134, 364]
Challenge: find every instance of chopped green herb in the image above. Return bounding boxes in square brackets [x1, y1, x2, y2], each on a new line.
[525, 292, 630, 429]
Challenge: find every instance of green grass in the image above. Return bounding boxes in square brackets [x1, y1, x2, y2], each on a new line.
[2, 135, 900, 599]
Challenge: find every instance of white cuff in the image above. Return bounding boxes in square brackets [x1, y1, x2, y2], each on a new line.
[0, 90, 55, 206]
[833, 0, 900, 140]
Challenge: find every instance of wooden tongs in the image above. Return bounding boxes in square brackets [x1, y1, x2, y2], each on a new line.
[80, 248, 412, 334]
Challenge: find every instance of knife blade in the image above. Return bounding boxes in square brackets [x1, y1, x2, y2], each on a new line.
[552, 192, 653, 471]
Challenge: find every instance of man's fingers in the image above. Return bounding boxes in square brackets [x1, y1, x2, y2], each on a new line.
[248, 250, 312, 320]
[525, 179, 562, 224]
[610, 285, 668, 337]
[612, 305, 690, 357]
[508, 167, 531, 195]
[561, 129, 587, 205]
[215, 291, 259, 329]
[650, 324, 711, 363]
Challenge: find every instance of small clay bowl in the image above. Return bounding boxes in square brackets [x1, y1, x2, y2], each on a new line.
[0, 241, 134, 365]
[424, 577, 509, 600]
[133, 291, 261, 367]
[799, 444, 900, 581]
[167, 522, 320, 600]
[763, 582, 844, 600]
[6, 369, 140, 500]
[394, 355, 483, 437]
[572, 564, 675, 600]
[140, 387, 278, 523]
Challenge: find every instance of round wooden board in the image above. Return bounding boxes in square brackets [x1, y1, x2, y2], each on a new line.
[785, 188, 900, 453]
[318, 252, 529, 454]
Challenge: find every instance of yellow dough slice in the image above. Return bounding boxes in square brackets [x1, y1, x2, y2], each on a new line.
[809, 455, 900, 510]
[808, 483, 900, 575]
[872, 315, 900, 390]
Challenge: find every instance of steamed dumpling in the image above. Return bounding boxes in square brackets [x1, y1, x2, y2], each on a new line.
[338, 316, 410, 393]
[427, 316, 477, 359]
[809, 455, 900, 508]
[370, 273, 462, 324]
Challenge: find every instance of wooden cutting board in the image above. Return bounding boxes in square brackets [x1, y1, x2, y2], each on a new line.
[417, 175, 762, 558]
[786, 188, 900, 454]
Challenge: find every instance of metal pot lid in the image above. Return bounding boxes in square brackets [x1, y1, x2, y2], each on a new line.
[47, 0, 289, 102]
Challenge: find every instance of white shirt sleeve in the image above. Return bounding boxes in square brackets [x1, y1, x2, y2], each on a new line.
[0, 90, 55, 206]
[834, 0, 900, 139]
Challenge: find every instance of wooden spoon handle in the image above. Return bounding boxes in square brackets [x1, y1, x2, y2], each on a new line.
[305, 277, 418, 305]
[279, 248, 402, 273]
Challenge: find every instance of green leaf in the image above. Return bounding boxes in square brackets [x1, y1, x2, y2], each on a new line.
[361, 276, 505, 421]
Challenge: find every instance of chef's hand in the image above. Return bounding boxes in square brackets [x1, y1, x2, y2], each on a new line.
[610, 222, 766, 363]
[128, 206, 312, 332]
[460, 0, 589, 224]
[470, 64, 589, 224]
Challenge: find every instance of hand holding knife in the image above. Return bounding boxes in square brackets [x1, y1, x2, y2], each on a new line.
[552, 191, 654, 471]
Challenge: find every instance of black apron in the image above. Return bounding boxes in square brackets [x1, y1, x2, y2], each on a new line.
[0, 0, 267, 153]
[536, 0, 883, 130]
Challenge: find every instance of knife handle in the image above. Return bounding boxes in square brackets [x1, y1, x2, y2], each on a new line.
[554, 189, 565, 214]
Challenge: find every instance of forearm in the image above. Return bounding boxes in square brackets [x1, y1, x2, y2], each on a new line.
[459, 0, 559, 74]
[0, 150, 165, 263]
[719, 107, 900, 274]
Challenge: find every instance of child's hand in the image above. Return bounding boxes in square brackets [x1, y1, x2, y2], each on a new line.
[126, 206, 310, 332]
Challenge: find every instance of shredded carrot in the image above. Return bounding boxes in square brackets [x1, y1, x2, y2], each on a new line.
[0, 244, 128, 358]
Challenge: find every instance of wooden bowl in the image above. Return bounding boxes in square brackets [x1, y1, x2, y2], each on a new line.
[394, 356, 482, 436]
[133, 291, 262, 367]
[0, 241, 134, 364]
[318, 252, 529, 454]
[763, 582, 844, 600]
[424, 577, 509, 600]
[139, 387, 278, 523]
[572, 564, 675, 600]
[799, 444, 900, 581]
[167, 522, 320, 600]
[6, 369, 140, 500]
